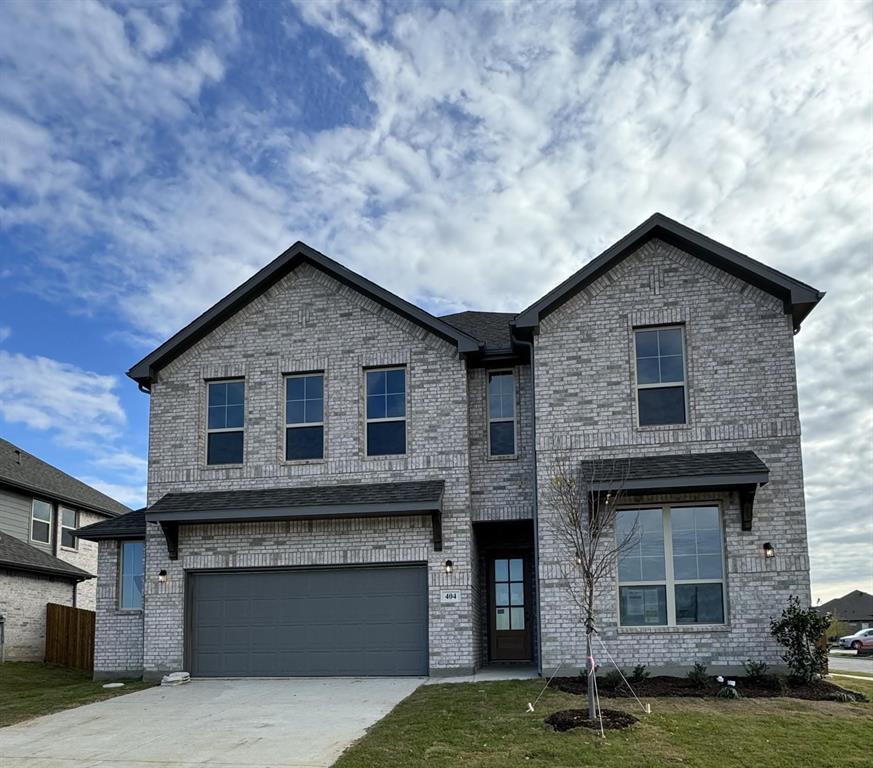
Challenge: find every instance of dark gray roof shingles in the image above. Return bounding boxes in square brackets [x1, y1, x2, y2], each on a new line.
[75, 507, 147, 540]
[0, 530, 93, 580]
[0, 438, 131, 518]
[579, 451, 769, 484]
[439, 311, 516, 351]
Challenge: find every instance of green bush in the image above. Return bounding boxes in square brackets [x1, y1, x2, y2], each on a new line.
[742, 659, 769, 683]
[716, 686, 741, 699]
[630, 664, 649, 683]
[598, 670, 625, 690]
[686, 662, 709, 689]
[769, 595, 831, 683]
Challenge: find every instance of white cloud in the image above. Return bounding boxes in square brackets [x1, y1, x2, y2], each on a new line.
[0, 326, 10, 344]
[0, 0, 871, 596]
[80, 477, 147, 510]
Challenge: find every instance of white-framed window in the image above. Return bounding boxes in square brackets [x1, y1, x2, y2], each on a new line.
[119, 540, 145, 611]
[285, 372, 324, 461]
[616, 504, 726, 627]
[60, 507, 78, 550]
[30, 499, 52, 544]
[206, 379, 245, 465]
[487, 370, 516, 457]
[365, 367, 406, 456]
[634, 326, 687, 426]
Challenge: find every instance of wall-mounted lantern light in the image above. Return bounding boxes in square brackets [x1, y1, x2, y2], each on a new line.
[444, 560, 453, 574]
[158, 569, 168, 583]
[763, 543, 775, 559]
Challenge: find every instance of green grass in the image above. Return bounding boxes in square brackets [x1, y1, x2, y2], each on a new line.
[0, 662, 154, 728]
[334, 678, 873, 768]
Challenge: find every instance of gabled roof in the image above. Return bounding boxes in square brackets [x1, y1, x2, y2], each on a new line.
[816, 590, 873, 622]
[0, 439, 130, 518]
[74, 507, 146, 541]
[128, 242, 482, 389]
[440, 311, 516, 353]
[514, 213, 824, 333]
[0, 530, 93, 580]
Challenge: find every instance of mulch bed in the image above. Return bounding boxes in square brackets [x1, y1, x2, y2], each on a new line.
[548, 675, 866, 701]
[545, 707, 638, 732]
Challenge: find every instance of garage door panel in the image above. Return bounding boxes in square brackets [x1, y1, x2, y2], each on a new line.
[188, 565, 428, 677]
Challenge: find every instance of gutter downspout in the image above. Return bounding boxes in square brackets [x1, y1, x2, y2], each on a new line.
[515, 338, 542, 676]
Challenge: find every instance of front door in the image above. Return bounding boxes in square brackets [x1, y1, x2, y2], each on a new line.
[489, 555, 532, 662]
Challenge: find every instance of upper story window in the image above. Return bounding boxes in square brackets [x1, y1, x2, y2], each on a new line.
[60, 508, 78, 550]
[31, 499, 52, 544]
[206, 380, 245, 465]
[616, 505, 725, 627]
[285, 373, 324, 461]
[365, 367, 406, 456]
[120, 539, 145, 611]
[488, 371, 516, 456]
[634, 326, 687, 426]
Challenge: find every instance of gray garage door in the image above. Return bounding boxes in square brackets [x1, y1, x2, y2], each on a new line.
[187, 565, 428, 677]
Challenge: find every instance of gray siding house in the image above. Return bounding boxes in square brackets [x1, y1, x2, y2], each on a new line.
[77, 214, 823, 680]
[0, 439, 129, 660]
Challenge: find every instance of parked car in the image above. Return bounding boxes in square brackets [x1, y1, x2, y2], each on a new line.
[838, 628, 873, 651]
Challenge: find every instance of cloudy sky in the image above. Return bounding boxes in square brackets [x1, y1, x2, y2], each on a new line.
[0, 0, 870, 602]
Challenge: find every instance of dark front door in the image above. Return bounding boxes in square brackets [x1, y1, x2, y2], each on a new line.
[187, 565, 428, 677]
[489, 555, 531, 662]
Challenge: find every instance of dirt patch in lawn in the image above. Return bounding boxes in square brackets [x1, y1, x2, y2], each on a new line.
[545, 707, 638, 732]
[549, 675, 867, 701]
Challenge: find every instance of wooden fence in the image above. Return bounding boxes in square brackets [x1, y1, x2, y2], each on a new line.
[45, 603, 95, 672]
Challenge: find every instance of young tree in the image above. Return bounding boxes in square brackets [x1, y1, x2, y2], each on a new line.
[770, 595, 831, 682]
[546, 456, 637, 720]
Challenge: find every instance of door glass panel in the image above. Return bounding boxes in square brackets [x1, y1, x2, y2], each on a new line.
[510, 607, 525, 630]
[509, 559, 523, 580]
[510, 582, 524, 606]
[495, 583, 509, 606]
[495, 607, 509, 630]
[494, 559, 508, 581]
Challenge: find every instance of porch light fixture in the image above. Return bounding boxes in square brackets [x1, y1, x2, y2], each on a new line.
[444, 560, 453, 574]
[158, 569, 168, 583]
[763, 543, 775, 559]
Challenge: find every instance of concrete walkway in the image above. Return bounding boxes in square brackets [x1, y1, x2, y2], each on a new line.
[426, 665, 539, 685]
[0, 677, 423, 768]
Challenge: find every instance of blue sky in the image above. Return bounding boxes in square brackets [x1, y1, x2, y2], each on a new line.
[0, 0, 871, 602]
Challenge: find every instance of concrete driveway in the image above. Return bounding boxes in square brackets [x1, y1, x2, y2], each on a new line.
[0, 677, 422, 768]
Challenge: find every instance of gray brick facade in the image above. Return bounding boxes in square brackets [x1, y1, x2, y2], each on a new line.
[92, 232, 815, 679]
[0, 568, 76, 660]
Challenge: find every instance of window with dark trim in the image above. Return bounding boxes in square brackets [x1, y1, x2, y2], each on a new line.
[488, 371, 516, 456]
[31, 499, 52, 544]
[120, 540, 145, 611]
[60, 507, 78, 550]
[365, 368, 406, 456]
[285, 373, 324, 460]
[634, 326, 687, 426]
[206, 379, 245, 464]
[617, 505, 725, 627]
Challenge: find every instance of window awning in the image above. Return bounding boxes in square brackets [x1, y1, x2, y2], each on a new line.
[579, 451, 769, 531]
[144, 480, 446, 559]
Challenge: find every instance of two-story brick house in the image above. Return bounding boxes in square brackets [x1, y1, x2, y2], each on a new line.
[77, 213, 823, 680]
[0, 439, 129, 660]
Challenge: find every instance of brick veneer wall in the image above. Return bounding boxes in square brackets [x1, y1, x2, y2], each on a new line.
[125, 263, 477, 677]
[0, 568, 75, 660]
[534, 238, 811, 674]
[57, 510, 103, 610]
[93, 540, 144, 677]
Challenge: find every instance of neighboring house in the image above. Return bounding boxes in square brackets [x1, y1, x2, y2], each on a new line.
[816, 590, 873, 635]
[77, 213, 824, 680]
[0, 439, 130, 660]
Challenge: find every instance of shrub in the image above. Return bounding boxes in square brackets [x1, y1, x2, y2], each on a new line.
[598, 670, 625, 690]
[826, 615, 850, 642]
[716, 686, 741, 699]
[630, 664, 649, 683]
[742, 659, 769, 683]
[686, 662, 709, 689]
[770, 595, 831, 683]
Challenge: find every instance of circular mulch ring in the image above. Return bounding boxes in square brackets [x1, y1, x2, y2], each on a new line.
[545, 708, 638, 732]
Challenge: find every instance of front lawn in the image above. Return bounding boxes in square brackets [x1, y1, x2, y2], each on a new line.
[334, 678, 873, 768]
[0, 662, 153, 727]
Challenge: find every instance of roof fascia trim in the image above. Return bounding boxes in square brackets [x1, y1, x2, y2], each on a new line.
[0, 479, 123, 519]
[588, 471, 770, 492]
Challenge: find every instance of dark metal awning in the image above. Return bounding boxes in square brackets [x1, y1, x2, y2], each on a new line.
[145, 480, 446, 559]
[579, 451, 769, 531]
